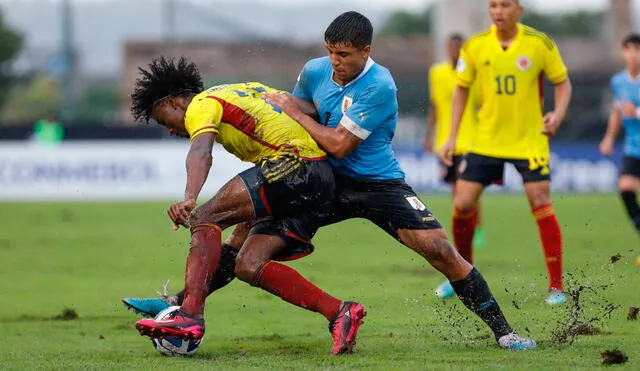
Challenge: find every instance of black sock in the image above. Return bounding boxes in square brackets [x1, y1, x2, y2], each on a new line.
[620, 191, 640, 233]
[175, 243, 238, 304]
[450, 267, 513, 340]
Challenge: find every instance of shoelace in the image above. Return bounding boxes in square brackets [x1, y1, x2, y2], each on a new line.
[156, 279, 171, 300]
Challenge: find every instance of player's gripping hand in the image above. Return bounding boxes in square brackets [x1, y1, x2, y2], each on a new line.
[618, 101, 637, 118]
[541, 112, 561, 137]
[438, 138, 455, 166]
[168, 199, 197, 230]
[264, 92, 303, 121]
[599, 137, 615, 157]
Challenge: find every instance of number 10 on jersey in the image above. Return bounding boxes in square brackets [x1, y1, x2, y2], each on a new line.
[495, 75, 516, 95]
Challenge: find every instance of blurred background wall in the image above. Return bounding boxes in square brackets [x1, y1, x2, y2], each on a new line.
[0, 0, 634, 198]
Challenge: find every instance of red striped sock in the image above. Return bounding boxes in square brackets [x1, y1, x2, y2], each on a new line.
[255, 262, 341, 321]
[452, 207, 477, 264]
[181, 225, 223, 317]
[533, 204, 563, 291]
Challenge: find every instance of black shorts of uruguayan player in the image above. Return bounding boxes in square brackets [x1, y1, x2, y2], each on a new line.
[250, 173, 441, 261]
[620, 155, 640, 178]
[458, 153, 551, 185]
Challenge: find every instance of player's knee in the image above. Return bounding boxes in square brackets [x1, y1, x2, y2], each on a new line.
[529, 193, 551, 209]
[412, 229, 456, 263]
[453, 193, 477, 211]
[234, 252, 266, 285]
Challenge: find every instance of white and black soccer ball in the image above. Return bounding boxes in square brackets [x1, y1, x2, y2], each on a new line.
[150, 306, 203, 356]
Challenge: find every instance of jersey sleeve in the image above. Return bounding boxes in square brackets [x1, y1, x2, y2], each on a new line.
[340, 85, 398, 140]
[543, 38, 568, 84]
[292, 62, 314, 102]
[184, 97, 224, 141]
[456, 42, 476, 88]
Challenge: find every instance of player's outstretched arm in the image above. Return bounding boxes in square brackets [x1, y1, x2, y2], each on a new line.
[168, 132, 215, 230]
[439, 85, 469, 166]
[542, 78, 572, 137]
[265, 92, 362, 159]
[600, 108, 622, 157]
[291, 95, 318, 118]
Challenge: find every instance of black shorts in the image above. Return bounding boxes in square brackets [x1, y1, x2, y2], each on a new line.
[458, 153, 551, 186]
[440, 155, 463, 183]
[320, 175, 443, 241]
[620, 156, 640, 177]
[249, 213, 323, 261]
[239, 154, 334, 219]
[239, 154, 334, 261]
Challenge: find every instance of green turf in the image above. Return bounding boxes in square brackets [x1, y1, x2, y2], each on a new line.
[0, 194, 639, 370]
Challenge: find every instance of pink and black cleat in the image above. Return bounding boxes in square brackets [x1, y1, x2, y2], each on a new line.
[135, 310, 205, 340]
[328, 301, 367, 355]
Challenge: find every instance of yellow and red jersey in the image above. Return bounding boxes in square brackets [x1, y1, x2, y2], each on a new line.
[457, 24, 568, 161]
[429, 61, 479, 154]
[185, 82, 326, 164]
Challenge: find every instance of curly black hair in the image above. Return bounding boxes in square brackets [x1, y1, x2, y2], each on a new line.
[130, 56, 204, 123]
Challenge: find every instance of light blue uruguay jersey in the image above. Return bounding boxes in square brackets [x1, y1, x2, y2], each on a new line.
[611, 70, 640, 158]
[292, 57, 405, 180]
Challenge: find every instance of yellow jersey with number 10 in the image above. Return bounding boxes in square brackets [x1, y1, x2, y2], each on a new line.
[456, 24, 568, 161]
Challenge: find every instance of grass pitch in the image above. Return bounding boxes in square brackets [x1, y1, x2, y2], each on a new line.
[0, 194, 638, 370]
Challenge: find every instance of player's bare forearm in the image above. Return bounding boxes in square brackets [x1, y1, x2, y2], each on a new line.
[184, 133, 214, 202]
[552, 78, 572, 124]
[449, 86, 470, 140]
[425, 103, 436, 152]
[290, 112, 359, 158]
[604, 109, 622, 140]
[265, 92, 361, 158]
[291, 96, 318, 118]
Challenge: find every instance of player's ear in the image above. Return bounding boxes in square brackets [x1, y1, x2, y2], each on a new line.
[361, 45, 371, 58]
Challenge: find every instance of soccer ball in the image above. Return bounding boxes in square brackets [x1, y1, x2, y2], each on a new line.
[150, 306, 203, 356]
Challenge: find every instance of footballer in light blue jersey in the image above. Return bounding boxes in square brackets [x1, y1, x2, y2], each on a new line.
[610, 71, 640, 159]
[600, 33, 640, 236]
[292, 56, 404, 180]
[265, 10, 536, 351]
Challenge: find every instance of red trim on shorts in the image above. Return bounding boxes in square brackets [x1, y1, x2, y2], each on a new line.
[259, 185, 272, 215]
[275, 251, 313, 262]
[284, 231, 309, 243]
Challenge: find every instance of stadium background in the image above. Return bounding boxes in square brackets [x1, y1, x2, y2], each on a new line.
[0, 0, 633, 200]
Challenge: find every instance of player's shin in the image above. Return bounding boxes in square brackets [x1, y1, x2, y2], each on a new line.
[450, 267, 513, 340]
[452, 207, 477, 263]
[180, 224, 223, 318]
[620, 191, 640, 233]
[252, 261, 341, 321]
[532, 204, 563, 291]
[174, 243, 238, 304]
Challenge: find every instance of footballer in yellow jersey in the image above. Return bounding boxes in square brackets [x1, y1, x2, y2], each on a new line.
[427, 34, 478, 184]
[440, 0, 572, 306]
[130, 57, 339, 341]
[428, 34, 486, 300]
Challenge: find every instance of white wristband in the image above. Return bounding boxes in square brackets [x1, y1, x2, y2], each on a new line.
[635, 107, 640, 118]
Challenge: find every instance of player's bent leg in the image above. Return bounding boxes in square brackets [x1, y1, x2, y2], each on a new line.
[524, 181, 565, 305]
[135, 177, 256, 340]
[452, 180, 485, 264]
[397, 228, 534, 349]
[235, 233, 365, 355]
[618, 175, 640, 234]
